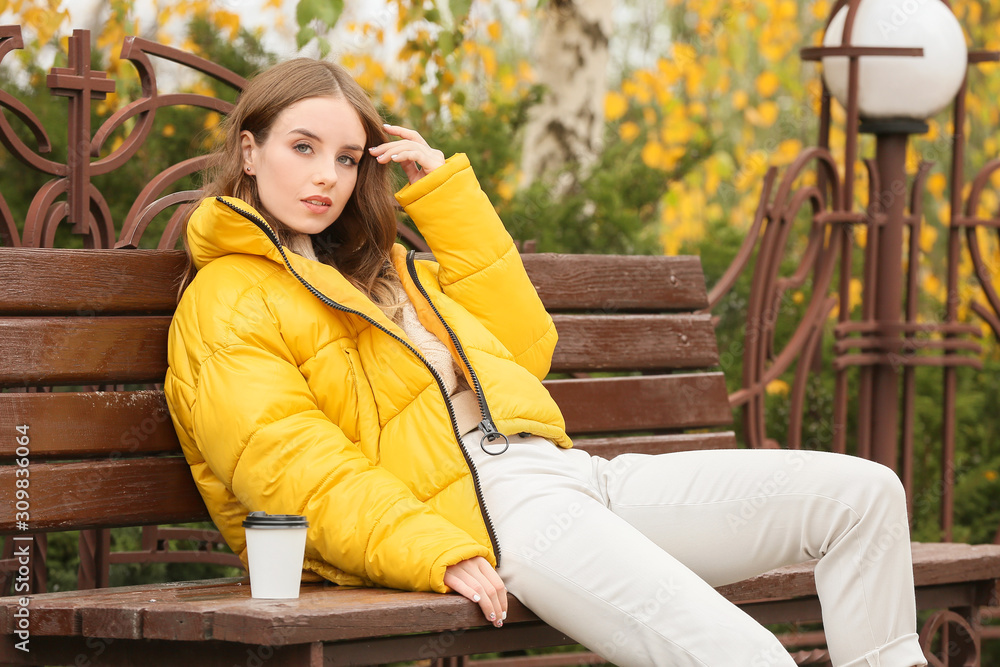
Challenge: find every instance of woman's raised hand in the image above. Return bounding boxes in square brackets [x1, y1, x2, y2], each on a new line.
[443, 556, 508, 628]
[370, 124, 445, 184]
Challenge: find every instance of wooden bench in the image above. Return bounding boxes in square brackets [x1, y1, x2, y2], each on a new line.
[1, 247, 999, 666]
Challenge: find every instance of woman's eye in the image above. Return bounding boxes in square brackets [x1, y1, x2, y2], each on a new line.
[294, 143, 312, 154]
[338, 155, 359, 166]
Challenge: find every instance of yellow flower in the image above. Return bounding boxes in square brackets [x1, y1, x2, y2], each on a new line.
[732, 90, 749, 110]
[517, 61, 534, 83]
[766, 379, 790, 397]
[919, 225, 938, 254]
[212, 10, 240, 39]
[746, 101, 779, 127]
[605, 91, 628, 122]
[496, 181, 515, 201]
[619, 121, 641, 142]
[480, 47, 497, 78]
[854, 225, 867, 249]
[684, 65, 705, 97]
[660, 119, 693, 145]
[162, 124, 175, 138]
[672, 43, 697, 67]
[775, 139, 803, 166]
[923, 273, 943, 302]
[756, 71, 780, 98]
[641, 141, 664, 170]
[985, 470, 998, 482]
[501, 73, 518, 94]
[848, 278, 863, 312]
[758, 101, 780, 126]
[926, 173, 947, 199]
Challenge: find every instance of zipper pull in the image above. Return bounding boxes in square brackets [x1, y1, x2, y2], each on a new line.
[478, 419, 509, 456]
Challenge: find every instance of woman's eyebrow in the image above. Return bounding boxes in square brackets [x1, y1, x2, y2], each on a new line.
[288, 128, 322, 141]
[288, 128, 364, 153]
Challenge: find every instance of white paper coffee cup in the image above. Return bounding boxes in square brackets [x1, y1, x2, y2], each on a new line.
[242, 511, 309, 599]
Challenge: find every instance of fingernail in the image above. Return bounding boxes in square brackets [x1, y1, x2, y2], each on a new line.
[472, 594, 480, 602]
[489, 613, 495, 620]
[502, 611, 507, 620]
[390, 154, 398, 159]
[383, 123, 391, 127]
[368, 147, 376, 152]
[497, 620, 503, 627]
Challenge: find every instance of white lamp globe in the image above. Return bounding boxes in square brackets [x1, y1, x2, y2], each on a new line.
[822, 0, 968, 120]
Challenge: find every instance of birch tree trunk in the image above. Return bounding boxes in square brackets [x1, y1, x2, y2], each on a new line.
[520, 0, 614, 190]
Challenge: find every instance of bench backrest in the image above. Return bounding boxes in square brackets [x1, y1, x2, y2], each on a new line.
[0, 248, 733, 534]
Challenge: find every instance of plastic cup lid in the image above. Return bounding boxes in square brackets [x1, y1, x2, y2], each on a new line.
[242, 511, 309, 528]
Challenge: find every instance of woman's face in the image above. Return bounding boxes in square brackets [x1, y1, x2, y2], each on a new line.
[241, 95, 367, 235]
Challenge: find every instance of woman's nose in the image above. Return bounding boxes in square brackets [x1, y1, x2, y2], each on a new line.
[313, 159, 339, 186]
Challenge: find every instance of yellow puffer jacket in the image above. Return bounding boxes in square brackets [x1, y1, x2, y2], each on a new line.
[164, 154, 571, 594]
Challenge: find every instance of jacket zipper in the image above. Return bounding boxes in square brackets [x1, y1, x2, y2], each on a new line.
[404, 251, 509, 454]
[215, 197, 503, 565]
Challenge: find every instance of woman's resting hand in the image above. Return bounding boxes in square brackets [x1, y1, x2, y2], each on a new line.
[444, 556, 508, 628]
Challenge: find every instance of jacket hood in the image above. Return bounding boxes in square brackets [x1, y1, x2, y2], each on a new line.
[186, 195, 398, 325]
[187, 196, 284, 270]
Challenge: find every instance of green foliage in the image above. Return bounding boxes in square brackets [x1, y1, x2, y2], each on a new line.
[186, 15, 275, 81]
[295, 0, 344, 54]
[44, 531, 82, 593]
[107, 525, 243, 587]
[504, 143, 665, 254]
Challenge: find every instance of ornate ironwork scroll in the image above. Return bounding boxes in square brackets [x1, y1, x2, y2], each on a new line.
[708, 0, 1000, 540]
[919, 609, 979, 667]
[705, 1, 1000, 656]
[0, 26, 245, 249]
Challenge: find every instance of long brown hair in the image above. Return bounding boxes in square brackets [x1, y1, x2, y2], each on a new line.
[176, 59, 401, 312]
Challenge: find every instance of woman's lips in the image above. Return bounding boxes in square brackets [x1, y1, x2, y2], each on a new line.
[302, 197, 332, 214]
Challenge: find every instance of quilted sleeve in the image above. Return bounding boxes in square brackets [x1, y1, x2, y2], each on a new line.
[395, 153, 557, 380]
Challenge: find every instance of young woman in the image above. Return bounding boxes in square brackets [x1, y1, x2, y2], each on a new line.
[164, 58, 927, 667]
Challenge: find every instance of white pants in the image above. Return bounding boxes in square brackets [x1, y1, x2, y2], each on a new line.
[463, 431, 927, 667]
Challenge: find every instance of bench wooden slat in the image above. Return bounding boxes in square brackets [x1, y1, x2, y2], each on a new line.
[545, 373, 733, 434]
[0, 391, 175, 458]
[0, 317, 170, 387]
[550, 313, 718, 372]
[716, 542, 1000, 603]
[0, 394, 735, 460]
[0, 249, 186, 315]
[0, 636, 322, 667]
[0, 313, 720, 390]
[522, 254, 709, 312]
[0, 458, 209, 532]
[573, 432, 737, 458]
[2, 543, 997, 645]
[0, 250, 706, 315]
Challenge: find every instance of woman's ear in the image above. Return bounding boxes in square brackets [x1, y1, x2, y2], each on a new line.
[240, 130, 257, 174]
